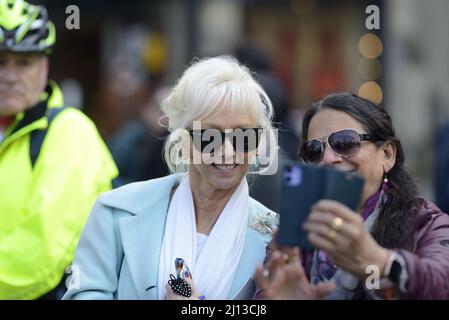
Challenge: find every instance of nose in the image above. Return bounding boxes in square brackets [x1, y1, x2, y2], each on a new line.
[221, 136, 236, 164]
[320, 141, 343, 166]
[0, 59, 19, 84]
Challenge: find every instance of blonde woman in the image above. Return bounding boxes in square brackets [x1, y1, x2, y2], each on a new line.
[63, 56, 278, 300]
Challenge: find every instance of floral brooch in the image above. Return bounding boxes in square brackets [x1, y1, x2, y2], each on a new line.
[249, 211, 279, 235]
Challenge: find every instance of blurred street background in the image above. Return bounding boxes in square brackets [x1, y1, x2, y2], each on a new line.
[41, 0, 449, 211]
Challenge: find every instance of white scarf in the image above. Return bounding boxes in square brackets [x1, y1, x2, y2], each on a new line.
[157, 175, 249, 300]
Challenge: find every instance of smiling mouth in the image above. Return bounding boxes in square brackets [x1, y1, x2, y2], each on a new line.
[212, 163, 238, 171]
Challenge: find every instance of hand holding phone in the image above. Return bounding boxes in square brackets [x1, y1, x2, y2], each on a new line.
[277, 162, 364, 250]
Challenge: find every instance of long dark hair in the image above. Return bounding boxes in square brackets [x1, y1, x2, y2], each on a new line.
[301, 93, 420, 250]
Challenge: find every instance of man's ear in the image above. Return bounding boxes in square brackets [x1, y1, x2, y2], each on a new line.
[382, 141, 397, 173]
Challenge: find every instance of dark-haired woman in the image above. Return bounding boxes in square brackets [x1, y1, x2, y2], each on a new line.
[256, 93, 449, 299]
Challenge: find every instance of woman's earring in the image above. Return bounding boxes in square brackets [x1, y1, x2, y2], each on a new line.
[181, 157, 189, 167]
[253, 151, 260, 172]
[382, 173, 389, 194]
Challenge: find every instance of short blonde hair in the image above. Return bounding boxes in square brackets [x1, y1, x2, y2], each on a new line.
[162, 55, 275, 174]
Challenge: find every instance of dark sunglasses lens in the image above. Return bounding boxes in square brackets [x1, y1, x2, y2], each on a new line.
[301, 140, 323, 163]
[190, 129, 262, 153]
[190, 129, 222, 152]
[189, 130, 203, 152]
[233, 128, 262, 152]
[328, 130, 361, 157]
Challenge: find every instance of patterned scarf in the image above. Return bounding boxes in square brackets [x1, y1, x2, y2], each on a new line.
[310, 181, 388, 299]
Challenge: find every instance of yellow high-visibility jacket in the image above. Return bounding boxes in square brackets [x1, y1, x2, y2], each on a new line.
[0, 81, 118, 299]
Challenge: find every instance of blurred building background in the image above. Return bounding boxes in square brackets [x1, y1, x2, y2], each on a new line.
[40, 0, 449, 210]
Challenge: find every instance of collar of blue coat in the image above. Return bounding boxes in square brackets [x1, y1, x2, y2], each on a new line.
[99, 174, 277, 299]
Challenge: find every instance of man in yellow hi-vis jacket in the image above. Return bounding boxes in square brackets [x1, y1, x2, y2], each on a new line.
[0, 0, 118, 299]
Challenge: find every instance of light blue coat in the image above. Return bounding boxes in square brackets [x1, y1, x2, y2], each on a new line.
[63, 174, 276, 300]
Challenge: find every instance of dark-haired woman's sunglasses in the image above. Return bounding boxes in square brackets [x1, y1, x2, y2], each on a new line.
[299, 129, 380, 164]
[189, 127, 263, 153]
